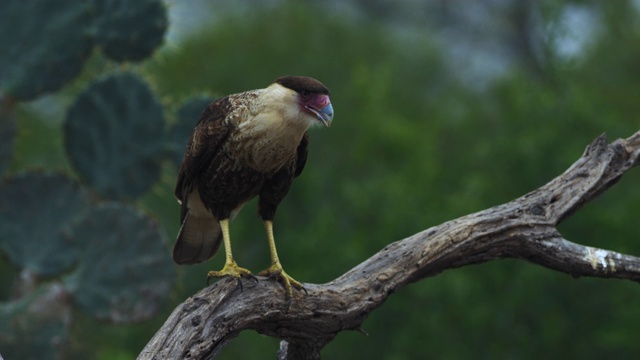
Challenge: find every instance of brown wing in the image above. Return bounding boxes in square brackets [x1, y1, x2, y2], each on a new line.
[294, 132, 308, 178]
[173, 97, 232, 264]
[175, 97, 232, 220]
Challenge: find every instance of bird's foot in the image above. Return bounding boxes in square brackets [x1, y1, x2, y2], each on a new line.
[259, 263, 307, 298]
[207, 260, 258, 291]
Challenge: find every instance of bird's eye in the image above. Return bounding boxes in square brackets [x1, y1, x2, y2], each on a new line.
[300, 90, 310, 98]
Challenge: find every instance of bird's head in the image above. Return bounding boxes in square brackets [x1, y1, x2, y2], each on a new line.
[275, 76, 334, 127]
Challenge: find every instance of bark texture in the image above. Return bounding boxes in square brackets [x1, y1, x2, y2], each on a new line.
[139, 131, 640, 360]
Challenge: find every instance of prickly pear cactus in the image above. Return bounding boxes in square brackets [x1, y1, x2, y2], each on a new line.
[0, 0, 176, 358]
[0, 172, 175, 351]
[0, 0, 168, 101]
[94, 0, 168, 62]
[0, 172, 91, 276]
[63, 203, 174, 323]
[0, 283, 72, 360]
[63, 72, 166, 200]
[0, 0, 94, 100]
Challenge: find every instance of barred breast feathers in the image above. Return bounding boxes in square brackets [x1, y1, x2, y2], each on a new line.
[225, 84, 311, 173]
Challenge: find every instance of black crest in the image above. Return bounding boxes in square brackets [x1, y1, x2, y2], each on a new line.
[276, 76, 330, 95]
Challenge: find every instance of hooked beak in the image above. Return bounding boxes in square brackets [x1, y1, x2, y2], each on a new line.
[306, 102, 334, 127]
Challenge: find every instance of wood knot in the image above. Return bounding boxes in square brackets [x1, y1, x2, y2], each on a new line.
[528, 204, 545, 216]
[190, 315, 202, 327]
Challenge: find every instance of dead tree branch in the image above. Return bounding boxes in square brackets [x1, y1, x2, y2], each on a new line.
[138, 131, 640, 360]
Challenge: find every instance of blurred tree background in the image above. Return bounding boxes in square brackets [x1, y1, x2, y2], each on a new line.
[1, 0, 640, 359]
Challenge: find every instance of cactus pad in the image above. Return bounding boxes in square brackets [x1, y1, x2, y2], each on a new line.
[63, 203, 174, 323]
[0, 172, 91, 276]
[0, 283, 72, 360]
[94, 0, 168, 62]
[0, 1, 93, 100]
[64, 72, 165, 200]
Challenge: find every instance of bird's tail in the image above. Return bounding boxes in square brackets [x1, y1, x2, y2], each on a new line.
[173, 212, 222, 264]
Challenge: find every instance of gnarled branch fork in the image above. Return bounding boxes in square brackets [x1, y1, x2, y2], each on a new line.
[139, 131, 640, 360]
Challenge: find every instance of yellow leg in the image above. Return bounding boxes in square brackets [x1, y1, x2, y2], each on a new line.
[258, 220, 305, 298]
[207, 219, 254, 286]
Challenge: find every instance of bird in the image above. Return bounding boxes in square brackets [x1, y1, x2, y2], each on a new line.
[173, 76, 333, 298]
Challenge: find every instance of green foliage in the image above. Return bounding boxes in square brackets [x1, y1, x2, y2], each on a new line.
[64, 72, 166, 200]
[0, 172, 91, 276]
[94, 0, 168, 62]
[0, 0, 93, 100]
[64, 203, 174, 323]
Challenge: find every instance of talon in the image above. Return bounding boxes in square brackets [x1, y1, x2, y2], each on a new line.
[236, 277, 243, 292]
[206, 260, 255, 292]
[260, 221, 306, 299]
[259, 263, 305, 298]
[260, 267, 281, 280]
